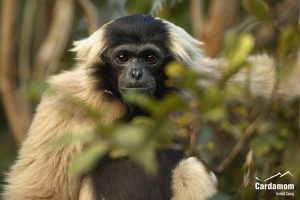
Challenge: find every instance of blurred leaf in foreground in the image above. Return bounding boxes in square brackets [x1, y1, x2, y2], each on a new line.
[243, 0, 271, 21]
[70, 141, 108, 175]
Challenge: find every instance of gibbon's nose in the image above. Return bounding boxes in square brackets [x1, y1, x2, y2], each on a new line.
[130, 68, 143, 80]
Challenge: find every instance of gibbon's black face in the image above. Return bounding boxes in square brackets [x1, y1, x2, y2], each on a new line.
[106, 43, 165, 96]
[91, 15, 174, 100]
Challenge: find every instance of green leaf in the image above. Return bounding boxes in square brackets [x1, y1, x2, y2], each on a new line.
[70, 141, 108, 175]
[206, 107, 225, 121]
[26, 79, 48, 102]
[113, 125, 146, 150]
[131, 144, 157, 173]
[278, 25, 299, 62]
[155, 94, 185, 117]
[250, 133, 283, 156]
[200, 85, 223, 111]
[243, 0, 271, 21]
[220, 32, 254, 85]
[125, 92, 158, 114]
[228, 33, 254, 69]
[283, 142, 300, 179]
[165, 61, 186, 79]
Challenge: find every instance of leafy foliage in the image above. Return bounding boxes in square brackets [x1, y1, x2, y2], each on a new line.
[243, 0, 271, 21]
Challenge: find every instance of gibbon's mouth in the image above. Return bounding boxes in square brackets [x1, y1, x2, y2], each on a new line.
[120, 87, 154, 95]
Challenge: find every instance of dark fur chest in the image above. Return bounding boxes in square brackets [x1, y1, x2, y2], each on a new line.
[91, 149, 184, 200]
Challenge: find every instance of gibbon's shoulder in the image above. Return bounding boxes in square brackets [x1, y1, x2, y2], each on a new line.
[45, 67, 125, 123]
[43, 67, 92, 106]
[47, 67, 89, 91]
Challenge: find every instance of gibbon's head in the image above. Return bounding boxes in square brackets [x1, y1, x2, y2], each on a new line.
[72, 15, 203, 100]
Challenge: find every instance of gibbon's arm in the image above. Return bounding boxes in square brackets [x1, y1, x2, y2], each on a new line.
[198, 55, 300, 100]
[2, 68, 89, 200]
[3, 67, 125, 200]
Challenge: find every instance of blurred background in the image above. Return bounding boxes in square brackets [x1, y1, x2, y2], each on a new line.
[0, 0, 299, 199]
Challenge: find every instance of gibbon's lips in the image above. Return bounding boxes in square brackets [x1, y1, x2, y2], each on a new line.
[120, 87, 154, 95]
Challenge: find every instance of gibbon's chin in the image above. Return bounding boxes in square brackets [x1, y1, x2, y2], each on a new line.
[120, 87, 155, 96]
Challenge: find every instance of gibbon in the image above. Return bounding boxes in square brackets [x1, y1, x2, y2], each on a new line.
[3, 15, 217, 200]
[4, 14, 299, 200]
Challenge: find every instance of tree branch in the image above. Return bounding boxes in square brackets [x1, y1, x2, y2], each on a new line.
[19, 0, 37, 92]
[18, 0, 38, 125]
[0, 0, 31, 144]
[189, 0, 204, 39]
[200, 0, 238, 57]
[33, 0, 75, 79]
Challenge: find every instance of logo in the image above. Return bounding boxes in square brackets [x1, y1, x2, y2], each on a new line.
[255, 171, 295, 197]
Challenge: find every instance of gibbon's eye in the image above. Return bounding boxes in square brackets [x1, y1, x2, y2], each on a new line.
[116, 54, 129, 64]
[145, 54, 158, 65]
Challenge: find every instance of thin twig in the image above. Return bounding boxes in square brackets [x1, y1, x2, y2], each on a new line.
[216, 113, 264, 173]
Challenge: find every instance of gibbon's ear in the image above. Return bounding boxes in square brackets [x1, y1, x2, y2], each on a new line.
[160, 18, 204, 68]
[71, 24, 109, 65]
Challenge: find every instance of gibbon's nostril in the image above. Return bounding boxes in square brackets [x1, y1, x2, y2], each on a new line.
[130, 68, 143, 80]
